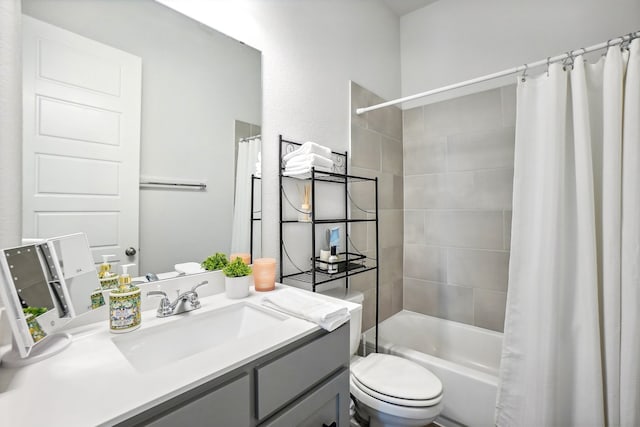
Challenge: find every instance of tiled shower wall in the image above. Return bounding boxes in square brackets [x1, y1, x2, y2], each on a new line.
[350, 82, 403, 331]
[402, 86, 516, 332]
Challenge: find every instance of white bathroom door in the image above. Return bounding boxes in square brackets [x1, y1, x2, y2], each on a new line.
[22, 16, 142, 274]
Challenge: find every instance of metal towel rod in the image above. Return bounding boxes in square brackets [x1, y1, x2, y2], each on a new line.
[139, 181, 207, 190]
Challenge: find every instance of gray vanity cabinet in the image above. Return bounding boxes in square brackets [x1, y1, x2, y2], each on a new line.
[120, 322, 350, 427]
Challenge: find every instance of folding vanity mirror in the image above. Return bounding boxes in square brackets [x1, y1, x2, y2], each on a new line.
[0, 233, 100, 367]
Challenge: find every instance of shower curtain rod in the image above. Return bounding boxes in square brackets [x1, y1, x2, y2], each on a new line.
[356, 30, 640, 115]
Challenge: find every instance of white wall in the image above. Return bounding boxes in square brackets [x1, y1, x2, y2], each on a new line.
[401, 0, 640, 106]
[158, 0, 402, 261]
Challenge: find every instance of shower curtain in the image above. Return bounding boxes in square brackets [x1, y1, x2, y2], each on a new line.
[230, 137, 261, 254]
[496, 39, 640, 426]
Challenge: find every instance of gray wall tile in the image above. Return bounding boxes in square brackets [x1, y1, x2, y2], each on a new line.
[378, 172, 403, 209]
[424, 210, 504, 249]
[404, 278, 474, 324]
[471, 168, 514, 209]
[379, 209, 403, 249]
[474, 289, 507, 332]
[404, 244, 447, 282]
[447, 248, 509, 291]
[382, 136, 403, 175]
[404, 138, 447, 175]
[403, 107, 424, 146]
[351, 83, 403, 324]
[369, 105, 403, 140]
[404, 210, 425, 245]
[501, 84, 517, 127]
[379, 246, 403, 285]
[351, 81, 378, 130]
[402, 86, 515, 331]
[447, 127, 515, 172]
[423, 88, 503, 139]
[351, 125, 381, 170]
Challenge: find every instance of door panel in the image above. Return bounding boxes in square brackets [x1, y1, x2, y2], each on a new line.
[23, 16, 142, 274]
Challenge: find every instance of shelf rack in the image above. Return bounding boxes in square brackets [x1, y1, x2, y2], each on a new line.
[278, 135, 380, 351]
[249, 174, 261, 263]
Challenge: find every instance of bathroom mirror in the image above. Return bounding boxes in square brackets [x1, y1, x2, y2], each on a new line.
[20, 0, 262, 276]
[0, 233, 101, 363]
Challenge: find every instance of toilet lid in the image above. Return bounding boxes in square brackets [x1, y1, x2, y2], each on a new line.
[351, 353, 442, 401]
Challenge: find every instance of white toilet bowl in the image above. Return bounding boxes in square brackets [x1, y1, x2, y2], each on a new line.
[320, 288, 444, 427]
[350, 353, 443, 427]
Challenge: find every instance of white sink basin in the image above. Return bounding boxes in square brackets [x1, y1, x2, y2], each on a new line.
[112, 302, 287, 372]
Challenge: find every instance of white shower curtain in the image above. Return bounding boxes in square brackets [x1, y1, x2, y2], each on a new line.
[230, 137, 261, 254]
[496, 39, 640, 427]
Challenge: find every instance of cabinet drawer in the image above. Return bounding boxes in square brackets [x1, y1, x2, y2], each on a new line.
[255, 323, 349, 420]
[260, 368, 350, 427]
[145, 373, 250, 427]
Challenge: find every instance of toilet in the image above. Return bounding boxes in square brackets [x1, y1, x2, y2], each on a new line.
[322, 289, 443, 427]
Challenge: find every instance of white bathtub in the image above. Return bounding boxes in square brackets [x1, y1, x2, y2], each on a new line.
[363, 310, 503, 427]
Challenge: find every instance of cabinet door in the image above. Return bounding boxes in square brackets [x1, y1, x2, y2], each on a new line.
[146, 374, 250, 427]
[261, 368, 350, 427]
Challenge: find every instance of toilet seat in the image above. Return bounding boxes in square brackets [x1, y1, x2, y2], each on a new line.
[350, 375, 443, 421]
[351, 375, 442, 407]
[349, 353, 444, 420]
[351, 354, 443, 402]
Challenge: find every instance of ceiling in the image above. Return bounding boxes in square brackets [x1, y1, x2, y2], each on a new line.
[382, 0, 439, 16]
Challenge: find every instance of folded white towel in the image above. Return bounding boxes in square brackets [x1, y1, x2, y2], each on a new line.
[283, 141, 332, 163]
[262, 288, 350, 331]
[285, 153, 334, 169]
[283, 165, 333, 179]
[174, 262, 205, 275]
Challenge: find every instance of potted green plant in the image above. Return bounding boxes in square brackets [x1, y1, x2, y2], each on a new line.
[222, 257, 252, 299]
[201, 252, 229, 271]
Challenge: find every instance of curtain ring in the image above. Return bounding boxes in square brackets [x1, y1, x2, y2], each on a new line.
[562, 52, 574, 71]
[620, 34, 633, 51]
[520, 64, 528, 82]
[546, 57, 551, 76]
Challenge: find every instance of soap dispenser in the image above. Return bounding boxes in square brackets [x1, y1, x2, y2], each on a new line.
[98, 254, 119, 290]
[109, 263, 141, 333]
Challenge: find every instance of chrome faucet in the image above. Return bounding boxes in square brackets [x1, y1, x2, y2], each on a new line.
[147, 280, 208, 318]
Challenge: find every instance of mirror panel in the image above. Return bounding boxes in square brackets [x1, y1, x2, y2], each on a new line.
[0, 234, 101, 358]
[21, 0, 262, 275]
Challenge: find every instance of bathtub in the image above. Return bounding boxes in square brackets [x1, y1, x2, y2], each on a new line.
[363, 310, 503, 427]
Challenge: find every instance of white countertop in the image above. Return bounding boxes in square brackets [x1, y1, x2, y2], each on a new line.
[0, 283, 357, 426]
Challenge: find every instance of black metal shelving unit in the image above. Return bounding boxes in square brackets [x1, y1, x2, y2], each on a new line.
[278, 135, 380, 350]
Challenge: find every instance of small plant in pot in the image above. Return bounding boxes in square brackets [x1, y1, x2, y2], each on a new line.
[201, 252, 229, 271]
[222, 257, 252, 299]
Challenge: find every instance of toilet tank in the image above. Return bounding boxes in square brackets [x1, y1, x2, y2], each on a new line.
[319, 288, 363, 356]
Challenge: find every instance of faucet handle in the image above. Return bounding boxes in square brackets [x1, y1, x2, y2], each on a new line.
[187, 280, 208, 310]
[147, 290, 167, 298]
[147, 290, 172, 317]
[191, 280, 208, 293]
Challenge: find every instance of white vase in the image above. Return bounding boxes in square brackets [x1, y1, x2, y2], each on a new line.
[225, 275, 251, 299]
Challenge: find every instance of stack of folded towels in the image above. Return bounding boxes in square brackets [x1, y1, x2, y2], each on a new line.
[262, 288, 350, 331]
[283, 141, 334, 178]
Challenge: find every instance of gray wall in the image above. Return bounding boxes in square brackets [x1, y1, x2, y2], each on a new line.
[402, 85, 515, 332]
[350, 82, 403, 331]
[23, 0, 261, 274]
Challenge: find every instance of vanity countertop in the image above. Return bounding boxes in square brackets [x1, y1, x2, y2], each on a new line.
[0, 284, 357, 426]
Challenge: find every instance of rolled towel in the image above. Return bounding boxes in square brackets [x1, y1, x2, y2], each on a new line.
[174, 262, 205, 275]
[262, 288, 350, 331]
[283, 141, 332, 163]
[285, 153, 334, 169]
